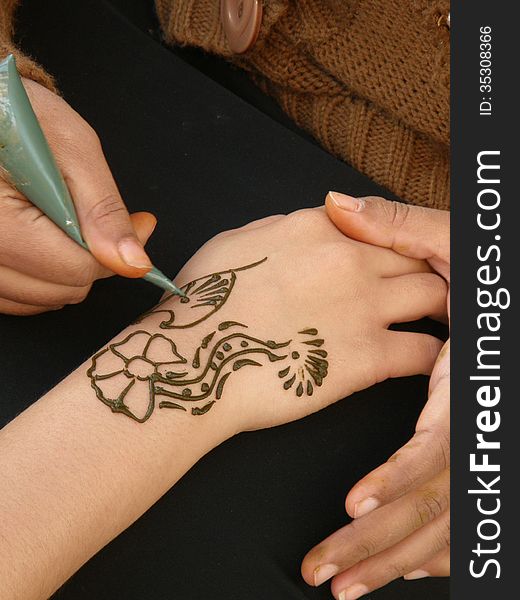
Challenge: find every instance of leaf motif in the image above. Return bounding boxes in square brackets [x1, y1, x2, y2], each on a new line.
[147, 271, 235, 328]
[137, 258, 267, 330]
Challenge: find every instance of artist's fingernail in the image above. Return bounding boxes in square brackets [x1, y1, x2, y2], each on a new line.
[404, 569, 430, 580]
[339, 583, 370, 600]
[314, 564, 339, 586]
[354, 496, 379, 518]
[328, 191, 366, 212]
[118, 238, 153, 270]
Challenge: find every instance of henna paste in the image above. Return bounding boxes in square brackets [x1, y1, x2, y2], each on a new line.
[87, 258, 329, 422]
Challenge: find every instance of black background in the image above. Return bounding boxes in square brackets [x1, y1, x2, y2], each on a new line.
[451, 2, 517, 598]
[0, 1, 448, 598]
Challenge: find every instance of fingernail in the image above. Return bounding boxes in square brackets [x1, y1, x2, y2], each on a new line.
[404, 569, 430, 580]
[314, 564, 339, 586]
[118, 238, 153, 270]
[339, 583, 370, 600]
[328, 191, 365, 212]
[354, 496, 379, 518]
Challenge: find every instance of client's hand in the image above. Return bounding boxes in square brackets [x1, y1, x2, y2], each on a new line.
[0, 207, 448, 600]
[90, 207, 447, 434]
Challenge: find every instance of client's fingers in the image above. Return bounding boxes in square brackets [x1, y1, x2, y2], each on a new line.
[379, 273, 448, 325]
[0, 265, 92, 306]
[0, 297, 64, 316]
[404, 549, 450, 579]
[302, 470, 448, 583]
[330, 511, 450, 599]
[346, 379, 450, 518]
[382, 331, 443, 379]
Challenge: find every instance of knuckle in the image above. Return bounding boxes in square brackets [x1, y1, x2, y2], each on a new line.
[384, 450, 415, 487]
[70, 265, 96, 288]
[348, 522, 379, 561]
[420, 336, 444, 366]
[386, 201, 411, 230]
[210, 229, 232, 243]
[424, 426, 451, 469]
[0, 190, 42, 225]
[414, 488, 447, 527]
[418, 273, 447, 296]
[59, 116, 99, 148]
[355, 540, 378, 562]
[286, 208, 327, 233]
[66, 283, 92, 305]
[63, 255, 98, 287]
[44, 250, 99, 288]
[79, 121, 100, 144]
[436, 428, 451, 469]
[323, 240, 360, 267]
[385, 561, 409, 581]
[434, 515, 451, 549]
[85, 194, 127, 225]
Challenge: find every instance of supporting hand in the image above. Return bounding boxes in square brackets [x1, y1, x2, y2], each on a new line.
[301, 193, 450, 599]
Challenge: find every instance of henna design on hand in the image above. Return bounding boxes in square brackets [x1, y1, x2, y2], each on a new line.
[87, 259, 328, 422]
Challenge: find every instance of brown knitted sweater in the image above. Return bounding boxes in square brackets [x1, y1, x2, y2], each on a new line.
[156, 0, 450, 209]
[1, 0, 450, 208]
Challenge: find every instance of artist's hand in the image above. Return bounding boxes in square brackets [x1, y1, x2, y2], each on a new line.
[136, 207, 447, 433]
[301, 194, 450, 600]
[0, 79, 156, 316]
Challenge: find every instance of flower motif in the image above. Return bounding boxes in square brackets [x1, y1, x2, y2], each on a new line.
[87, 330, 187, 422]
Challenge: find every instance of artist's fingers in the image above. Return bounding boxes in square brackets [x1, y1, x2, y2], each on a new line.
[379, 273, 448, 325]
[0, 264, 93, 306]
[58, 128, 155, 278]
[0, 187, 106, 285]
[0, 297, 64, 316]
[15, 80, 158, 281]
[404, 549, 450, 580]
[325, 193, 450, 281]
[428, 339, 450, 395]
[346, 368, 449, 519]
[0, 211, 157, 313]
[129, 211, 158, 247]
[374, 252, 431, 279]
[0, 187, 155, 287]
[330, 511, 450, 599]
[380, 331, 443, 380]
[302, 470, 449, 586]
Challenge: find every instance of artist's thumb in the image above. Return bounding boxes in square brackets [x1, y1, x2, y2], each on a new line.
[325, 192, 450, 281]
[63, 141, 156, 278]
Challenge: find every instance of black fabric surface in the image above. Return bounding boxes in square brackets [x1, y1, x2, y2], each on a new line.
[0, 1, 448, 598]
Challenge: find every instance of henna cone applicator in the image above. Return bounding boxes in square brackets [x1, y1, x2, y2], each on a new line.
[0, 54, 184, 297]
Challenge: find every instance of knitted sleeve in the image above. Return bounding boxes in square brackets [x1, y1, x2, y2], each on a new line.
[155, 0, 450, 210]
[0, 0, 56, 91]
